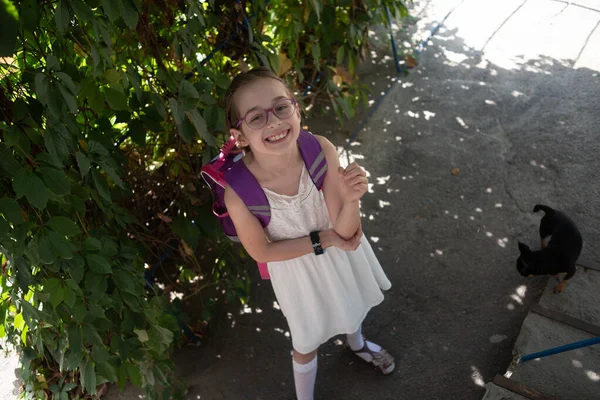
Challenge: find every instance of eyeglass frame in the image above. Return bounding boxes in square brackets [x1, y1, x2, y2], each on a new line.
[235, 98, 298, 129]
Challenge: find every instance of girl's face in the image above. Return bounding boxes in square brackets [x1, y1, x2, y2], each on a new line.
[230, 78, 301, 156]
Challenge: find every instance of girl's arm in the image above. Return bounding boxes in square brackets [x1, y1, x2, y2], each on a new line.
[316, 136, 365, 240]
[224, 185, 362, 263]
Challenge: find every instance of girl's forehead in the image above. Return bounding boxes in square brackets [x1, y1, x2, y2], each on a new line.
[234, 78, 289, 112]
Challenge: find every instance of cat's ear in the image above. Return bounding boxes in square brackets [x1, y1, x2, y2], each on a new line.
[518, 242, 531, 254]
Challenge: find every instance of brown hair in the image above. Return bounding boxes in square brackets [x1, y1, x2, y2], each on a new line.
[224, 66, 294, 131]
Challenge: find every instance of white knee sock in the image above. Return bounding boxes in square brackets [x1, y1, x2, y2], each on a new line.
[292, 354, 317, 400]
[347, 326, 382, 362]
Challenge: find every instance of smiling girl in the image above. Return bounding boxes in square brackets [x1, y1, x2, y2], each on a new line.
[223, 67, 393, 400]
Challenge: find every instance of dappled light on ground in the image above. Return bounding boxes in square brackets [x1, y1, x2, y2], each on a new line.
[470, 365, 486, 387]
[507, 285, 528, 311]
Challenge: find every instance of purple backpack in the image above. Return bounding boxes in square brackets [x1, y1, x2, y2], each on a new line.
[201, 130, 327, 279]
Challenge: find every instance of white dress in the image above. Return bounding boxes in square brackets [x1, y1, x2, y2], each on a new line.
[265, 165, 392, 354]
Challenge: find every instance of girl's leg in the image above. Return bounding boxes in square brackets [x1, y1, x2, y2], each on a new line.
[347, 325, 384, 356]
[292, 348, 318, 400]
[347, 325, 395, 374]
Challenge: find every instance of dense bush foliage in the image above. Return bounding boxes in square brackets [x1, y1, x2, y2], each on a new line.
[0, 0, 408, 397]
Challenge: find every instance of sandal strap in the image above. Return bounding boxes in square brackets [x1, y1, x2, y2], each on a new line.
[352, 339, 395, 370]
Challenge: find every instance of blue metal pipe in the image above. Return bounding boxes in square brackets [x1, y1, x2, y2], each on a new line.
[518, 336, 600, 364]
[385, 6, 402, 74]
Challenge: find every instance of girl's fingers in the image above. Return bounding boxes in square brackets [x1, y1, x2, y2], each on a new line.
[344, 166, 365, 179]
[347, 176, 368, 187]
[343, 163, 364, 176]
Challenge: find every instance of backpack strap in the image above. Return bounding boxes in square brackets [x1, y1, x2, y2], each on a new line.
[297, 130, 327, 189]
[225, 161, 271, 228]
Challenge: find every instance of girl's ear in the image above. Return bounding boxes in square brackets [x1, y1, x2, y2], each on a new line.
[230, 128, 246, 148]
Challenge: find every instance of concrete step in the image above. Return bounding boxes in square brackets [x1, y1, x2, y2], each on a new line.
[483, 264, 600, 400]
[482, 382, 530, 400]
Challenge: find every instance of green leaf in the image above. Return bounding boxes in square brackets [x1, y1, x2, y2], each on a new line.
[35, 73, 50, 105]
[44, 123, 71, 164]
[68, 256, 85, 283]
[87, 140, 109, 157]
[83, 324, 104, 346]
[48, 230, 74, 259]
[117, 364, 127, 391]
[336, 45, 345, 66]
[13, 168, 50, 209]
[70, 0, 94, 22]
[0, 0, 19, 57]
[118, 0, 139, 30]
[88, 86, 105, 115]
[46, 54, 60, 71]
[89, 303, 106, 320]
[80, 360, 97, 395]
[36, 152, 62, 168]
[168, 98, 183, 125]
[38, 232, 56, 264]
[311, 0, 322, 21]
[179, 80, 199, 101]
[103, 69, 121, 84]
[85, 271, 105, 293]
[92, 345, 109, 364]
[101, 237, 118, 257]
[185, 109, 216, 146]
[55, 0, 70, 35]
[171, 216, 200, 250]
[76, 152, 91, 177]
[151, 325, 174, 346]
[21, 301, 40, 323]
[140, 363, 155, 386]
[43, 277, 61, 295]
[3, 125, 30, 154]
[84, 237, 103, 252]
[134, 329, 149, 343]
[20, 0, 40, 32]
[0, 198, 24, 224]
[0, 143, 20, 177]
[125, 363, 142, 386]
[56, 72, 77, 94]
[98, 162, 124, 189]
[113, 269, 136, 294]
[97, 362, 117, 382]
[40, 167, 71, 196]
[73, 303, 87, 321]
[64, 277, 82, 293]
[312, 43, 321, 65]
[128, 119, 146, 145]
[63, 285, 76, 307]
[47, 216, 80, 236]
[177, 116, 196, 143]
[50, 285, 65, 308]
[58, 84, 77, 114]
[102, 0, 119, 22]
[86, 254, 112, 274]
[104, 88, 128, 111]
[91, 169, 111, 202]
[14, 313, 25, 331]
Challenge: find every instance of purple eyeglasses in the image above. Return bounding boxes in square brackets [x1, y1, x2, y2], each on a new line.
[236, 98, 297, 129]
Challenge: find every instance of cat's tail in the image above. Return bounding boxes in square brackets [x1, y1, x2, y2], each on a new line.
[533, 204, 554, 214]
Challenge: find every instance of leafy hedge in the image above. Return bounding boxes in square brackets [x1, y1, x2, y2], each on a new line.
[0, 0, 409, 398]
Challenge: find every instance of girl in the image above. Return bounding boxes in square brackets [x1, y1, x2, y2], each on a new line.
[223, 67, 393, 400]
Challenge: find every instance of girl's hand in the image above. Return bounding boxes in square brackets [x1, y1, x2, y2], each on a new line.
[338, 162, 368, 203]
[321, 226, 362, 251]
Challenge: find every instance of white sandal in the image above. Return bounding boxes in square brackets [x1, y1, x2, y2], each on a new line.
[350, 338, 395, 375]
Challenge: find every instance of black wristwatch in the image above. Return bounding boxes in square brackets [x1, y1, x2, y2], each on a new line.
[310, 231, 324, 255]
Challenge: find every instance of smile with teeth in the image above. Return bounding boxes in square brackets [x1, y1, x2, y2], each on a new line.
[266, 130, 289, 142]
